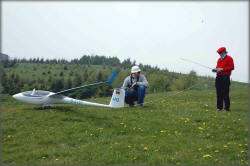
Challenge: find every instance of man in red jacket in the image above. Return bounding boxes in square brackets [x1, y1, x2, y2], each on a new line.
[214, 47, 234, 111]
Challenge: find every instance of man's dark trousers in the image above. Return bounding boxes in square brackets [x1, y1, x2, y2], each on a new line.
[125, 85, 146, 106]
[215, 75, 231, 111]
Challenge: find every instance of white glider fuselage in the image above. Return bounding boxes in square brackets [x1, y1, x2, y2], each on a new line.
[12, 69, 125, 108]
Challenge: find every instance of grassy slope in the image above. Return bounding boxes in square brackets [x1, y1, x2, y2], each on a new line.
[1, 87, 248, 165]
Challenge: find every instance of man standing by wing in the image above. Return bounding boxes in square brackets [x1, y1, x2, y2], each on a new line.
[213, 47, 234, 111]
[122, 66, 149, 107]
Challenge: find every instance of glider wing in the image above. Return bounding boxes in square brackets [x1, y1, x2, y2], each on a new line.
[48, 69, 118, 97]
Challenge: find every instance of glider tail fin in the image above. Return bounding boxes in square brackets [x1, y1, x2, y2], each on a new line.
[109, 88, 125, 108]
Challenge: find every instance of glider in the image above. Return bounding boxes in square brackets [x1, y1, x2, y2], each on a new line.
[12, 70, 125, 108]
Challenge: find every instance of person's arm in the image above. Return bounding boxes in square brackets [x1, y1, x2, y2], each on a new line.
[223, 57, 234, 72]
[121, 76, 130, 89]
[137, 75, 149, 88]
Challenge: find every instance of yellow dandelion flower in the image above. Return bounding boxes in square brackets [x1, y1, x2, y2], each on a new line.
[205, 110, 208, 112]
[238, 144, 242, 147]
[133, 157, 136, 160]
[198, 148, 202, 151]
[7, 135, 13, 138]
[241, 150, 245, 153]
[203, 122, 206, 126]
[244, 144, 248, 146]
[160, 130, 167, 133]
[214, 150, 219, 153]
[198, 127, 204, 130]
[144, 147, 149, 151]
[114, 142, 119, 145]
[154, 149, 159, 152]
[56, 158, 60, 161]
[124, 125, 127, 128]
[120, 122, 124, 125]
[224, 145, 228, 148]
[128, 145, 131, 148]
[90, 133, 94, 136]
[203, 154, 212, 158]
[206, 133, 210, 137]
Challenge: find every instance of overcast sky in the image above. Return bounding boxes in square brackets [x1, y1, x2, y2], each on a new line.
[2, 1, 249, 83]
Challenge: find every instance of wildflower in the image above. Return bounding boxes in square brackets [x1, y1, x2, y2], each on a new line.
[206, 133, 210, 137]
[152, 136, 157, 138]
[198, 148, 202, 151]
[214, 150, 219, 153]
[154, 149, 159, 152]
[238, 144, 242, 147]
[133, 157, 136, 160]
[160, 130, 167, 133]
[205, 110, 208, 112]
[120, 122, 124, 125]
[90, 133, 94, 136]
[114, 142, 119, 145]
[198, 127, 204, 130]
[203, 122, 206, 126]
[124, 125, 127, 128]
[241, 150, 245, 153]
[144, 147, 149, 151]
[244, 144, 248, 146]
[128, 145, 131, 148]
[203, 154, 212, 158]
[56, 158, 60, 161]
[223, 145, 228, 148]
[42, 157, 46, 159]
[7, 135, 13, 138]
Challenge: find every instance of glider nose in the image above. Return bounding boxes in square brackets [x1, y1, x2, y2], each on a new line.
[13, 93, 21, 100]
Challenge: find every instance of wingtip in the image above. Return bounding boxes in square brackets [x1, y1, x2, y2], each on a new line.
[106, 69, 119, 83]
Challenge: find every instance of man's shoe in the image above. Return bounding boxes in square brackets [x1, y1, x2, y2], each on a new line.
[129, 105, 134, 108]
[217, 109, 222, 111]
[136, 104, 143, 108]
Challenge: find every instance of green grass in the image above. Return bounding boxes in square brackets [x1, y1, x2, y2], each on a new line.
[1, 88, 248, 165]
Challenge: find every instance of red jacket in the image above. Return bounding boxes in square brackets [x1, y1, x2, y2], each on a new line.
[216, 55, 234, 75]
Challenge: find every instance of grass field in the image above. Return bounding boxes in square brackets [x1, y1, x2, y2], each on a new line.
[1, 88, 248, 165]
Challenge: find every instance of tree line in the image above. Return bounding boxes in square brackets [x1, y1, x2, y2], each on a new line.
[3, 55, 161, 72]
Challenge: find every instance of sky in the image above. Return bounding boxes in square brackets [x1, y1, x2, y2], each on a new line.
[2, 1, 249, 83]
